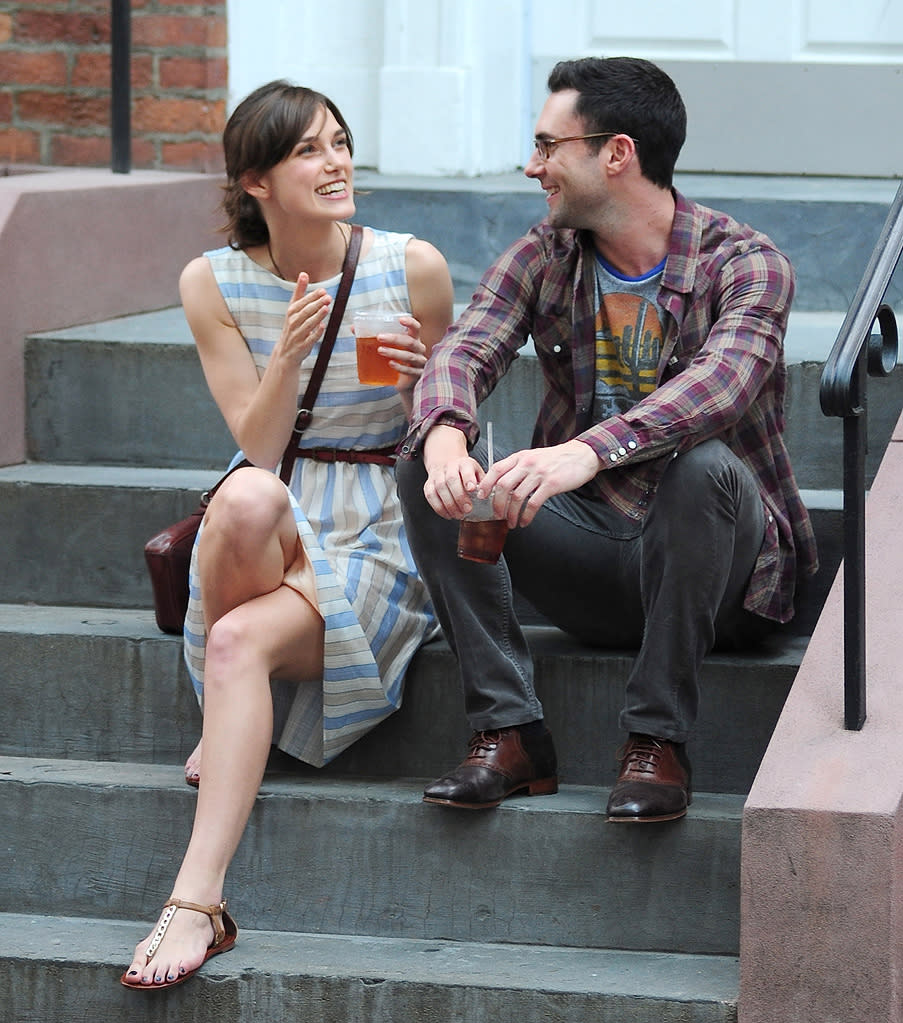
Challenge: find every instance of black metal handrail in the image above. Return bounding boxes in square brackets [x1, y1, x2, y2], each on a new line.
[111, 0, 131, 173]
[819, 179, 903, 729]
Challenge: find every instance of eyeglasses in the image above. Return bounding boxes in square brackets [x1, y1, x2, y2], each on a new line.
[532, 132, 637, 161]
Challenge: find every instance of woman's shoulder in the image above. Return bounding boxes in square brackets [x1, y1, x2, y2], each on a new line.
[202, 244, 246, 266]
[360, 226, 413, 254]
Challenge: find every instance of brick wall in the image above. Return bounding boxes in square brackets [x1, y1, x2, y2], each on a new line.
[0, 1, 227, 172]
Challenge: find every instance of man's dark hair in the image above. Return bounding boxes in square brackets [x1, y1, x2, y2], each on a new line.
[547, 57, 686, 188]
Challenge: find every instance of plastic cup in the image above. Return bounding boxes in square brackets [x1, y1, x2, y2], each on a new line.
[352, 310, 408, 385]
[457, 492, 509, 564]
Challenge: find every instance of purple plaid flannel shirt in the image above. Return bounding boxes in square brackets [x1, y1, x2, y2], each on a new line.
[403, 190, 818, 623]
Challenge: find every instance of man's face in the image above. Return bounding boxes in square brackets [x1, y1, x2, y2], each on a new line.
[525, 89, 609, 230]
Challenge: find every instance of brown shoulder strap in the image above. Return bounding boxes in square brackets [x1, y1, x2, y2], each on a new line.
[279, 224, 363, 484]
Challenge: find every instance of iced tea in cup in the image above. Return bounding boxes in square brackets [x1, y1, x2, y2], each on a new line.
[457, 491, 509, 564]
[352, 310, 408, 385]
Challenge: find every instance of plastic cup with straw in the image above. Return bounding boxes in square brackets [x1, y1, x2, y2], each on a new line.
[456, 420, 509, 563]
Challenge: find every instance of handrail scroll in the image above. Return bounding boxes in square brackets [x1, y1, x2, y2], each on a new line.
[819, 180, 903, 730]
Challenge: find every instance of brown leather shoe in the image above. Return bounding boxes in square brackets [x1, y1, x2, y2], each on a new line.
[423, 727, 558, 809]
[606, 733, 692, 823]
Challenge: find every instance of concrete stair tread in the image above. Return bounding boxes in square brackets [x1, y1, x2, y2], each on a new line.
[0, 751, 745, 817]
[0, 601, 810, 663]
[1, 911, 739, 1020]
[0, 461, 222, 488]
[0, 604, 807, 792]
[29, 303, 853, 361]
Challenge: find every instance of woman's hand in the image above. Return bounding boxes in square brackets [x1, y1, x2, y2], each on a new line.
[377, 314, 428, 391]
[278, 273, 332, 365]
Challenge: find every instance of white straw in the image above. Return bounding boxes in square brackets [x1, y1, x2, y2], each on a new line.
[487, 420, 494, 469]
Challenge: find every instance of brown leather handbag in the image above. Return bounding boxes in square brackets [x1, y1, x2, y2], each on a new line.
[144, 225, 363, 634]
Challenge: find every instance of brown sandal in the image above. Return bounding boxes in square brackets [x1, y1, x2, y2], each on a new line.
[120, 897, 238, 990]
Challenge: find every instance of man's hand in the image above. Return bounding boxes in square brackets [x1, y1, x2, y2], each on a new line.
[478, 439, 601, 527]
[422, 425, 485, 519]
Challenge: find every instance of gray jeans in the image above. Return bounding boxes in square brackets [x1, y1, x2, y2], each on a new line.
[396, 438, 771, 743]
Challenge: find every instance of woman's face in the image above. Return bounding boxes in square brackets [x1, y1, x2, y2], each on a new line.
[253, 105, 355, 224]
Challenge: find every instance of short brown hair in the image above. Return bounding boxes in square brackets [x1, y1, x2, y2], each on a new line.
[219, 80, 354, 249]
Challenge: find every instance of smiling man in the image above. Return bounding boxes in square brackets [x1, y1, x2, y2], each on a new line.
[396, 56, 818, 823]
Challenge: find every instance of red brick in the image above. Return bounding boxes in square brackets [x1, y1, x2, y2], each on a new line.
[72, 52, 110, 88]
[158, 55, 227, 90]
[50, 132, 110, 167]
[158, 0, 226, 8]
[161, 138, 224, 172]
[0, 129, 41, 163]
[17, 90, 109, 128]
[132, 14, 212, 48]
[204, 16, 227, 48]
[133, 94, 224, 134]
[71, 51, 152, 89]
[130, 136, 158, 167]
[0, 13, 12, 44]
[16, 11, 111, 46]
[0, 92, 12, 122]
[2, 50, 69, 87]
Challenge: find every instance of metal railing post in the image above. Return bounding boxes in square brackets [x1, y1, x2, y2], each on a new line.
[842, 351, 867, 729]
[820, 181, 903, 730]
[111, 0, 131, 173]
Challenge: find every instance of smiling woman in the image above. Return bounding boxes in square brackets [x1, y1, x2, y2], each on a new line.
[120, 79, 454, 992]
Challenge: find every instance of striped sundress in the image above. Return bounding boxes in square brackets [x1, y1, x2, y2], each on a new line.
[183, 228, 438, 767]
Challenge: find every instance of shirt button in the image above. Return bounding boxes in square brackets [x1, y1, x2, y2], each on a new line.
[610, 453, 619, 462]
[553, 344, 562, 353]
[628, 441, 637, 449]
[618, 447, 626, 455]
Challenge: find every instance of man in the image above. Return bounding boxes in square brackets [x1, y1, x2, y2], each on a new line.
[396, 56, 817, 823]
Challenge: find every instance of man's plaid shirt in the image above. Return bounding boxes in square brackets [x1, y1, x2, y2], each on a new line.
[403, 190, 818, 624]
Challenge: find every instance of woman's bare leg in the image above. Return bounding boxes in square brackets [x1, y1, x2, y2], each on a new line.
[125, 470, 324, 985]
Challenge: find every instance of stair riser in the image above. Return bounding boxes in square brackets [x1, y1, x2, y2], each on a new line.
[0, 774, 743, 954]
[0, 957, 738, 1023]
[0, 618, 798, 792]
[25, 337, 234, 469]
[353, 185, 903, 316]
[26, 332, 903, 492]
[0, 474, 842, 626]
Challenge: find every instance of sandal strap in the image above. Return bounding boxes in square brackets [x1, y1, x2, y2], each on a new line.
[144, 897, 228, 963]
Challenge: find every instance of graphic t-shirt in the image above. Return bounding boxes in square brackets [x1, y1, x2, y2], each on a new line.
[591, 252, 665, 424]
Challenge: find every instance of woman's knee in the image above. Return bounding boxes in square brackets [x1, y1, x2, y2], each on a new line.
[203, 606, 260, 681]
[203, 468, 289, 547]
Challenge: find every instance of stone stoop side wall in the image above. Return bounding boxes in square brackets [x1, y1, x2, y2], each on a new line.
[739, 412, 903, 1023]
[0, 168, 225, 466]
[0, 0, 227, 172]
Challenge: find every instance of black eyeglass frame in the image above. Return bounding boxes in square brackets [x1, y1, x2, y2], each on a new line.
[532, 131, 639, 161]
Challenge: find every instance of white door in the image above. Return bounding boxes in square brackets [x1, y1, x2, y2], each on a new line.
[530, 0, 903, 177]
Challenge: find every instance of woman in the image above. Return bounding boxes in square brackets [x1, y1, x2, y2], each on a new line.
[122, 80, 453, 990]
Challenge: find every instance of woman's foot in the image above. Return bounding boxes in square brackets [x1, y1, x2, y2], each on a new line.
[184, 739, 202, 788]
[121, 897, 236, 989]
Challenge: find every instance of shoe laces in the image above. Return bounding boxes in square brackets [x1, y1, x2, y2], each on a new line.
[618, 735, 666, 775]
[468, 730, 503, 758]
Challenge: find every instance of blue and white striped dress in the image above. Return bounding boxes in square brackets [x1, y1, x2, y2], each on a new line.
[183, 228, 438, 766]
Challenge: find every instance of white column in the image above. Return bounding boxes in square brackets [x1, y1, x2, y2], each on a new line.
[378, 0, 529, 176]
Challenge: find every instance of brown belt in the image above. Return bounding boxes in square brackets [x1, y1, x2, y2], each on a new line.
[295, 446, 397, 466]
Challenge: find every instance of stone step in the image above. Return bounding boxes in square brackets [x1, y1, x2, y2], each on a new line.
[0, 463, 842, 632]
[0, 756, 745, 956]
[0, 606, 806, 794]
[351, 171, 903, 315]
[25, 308, 903, 491]
[0, 911, 739, 1023]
